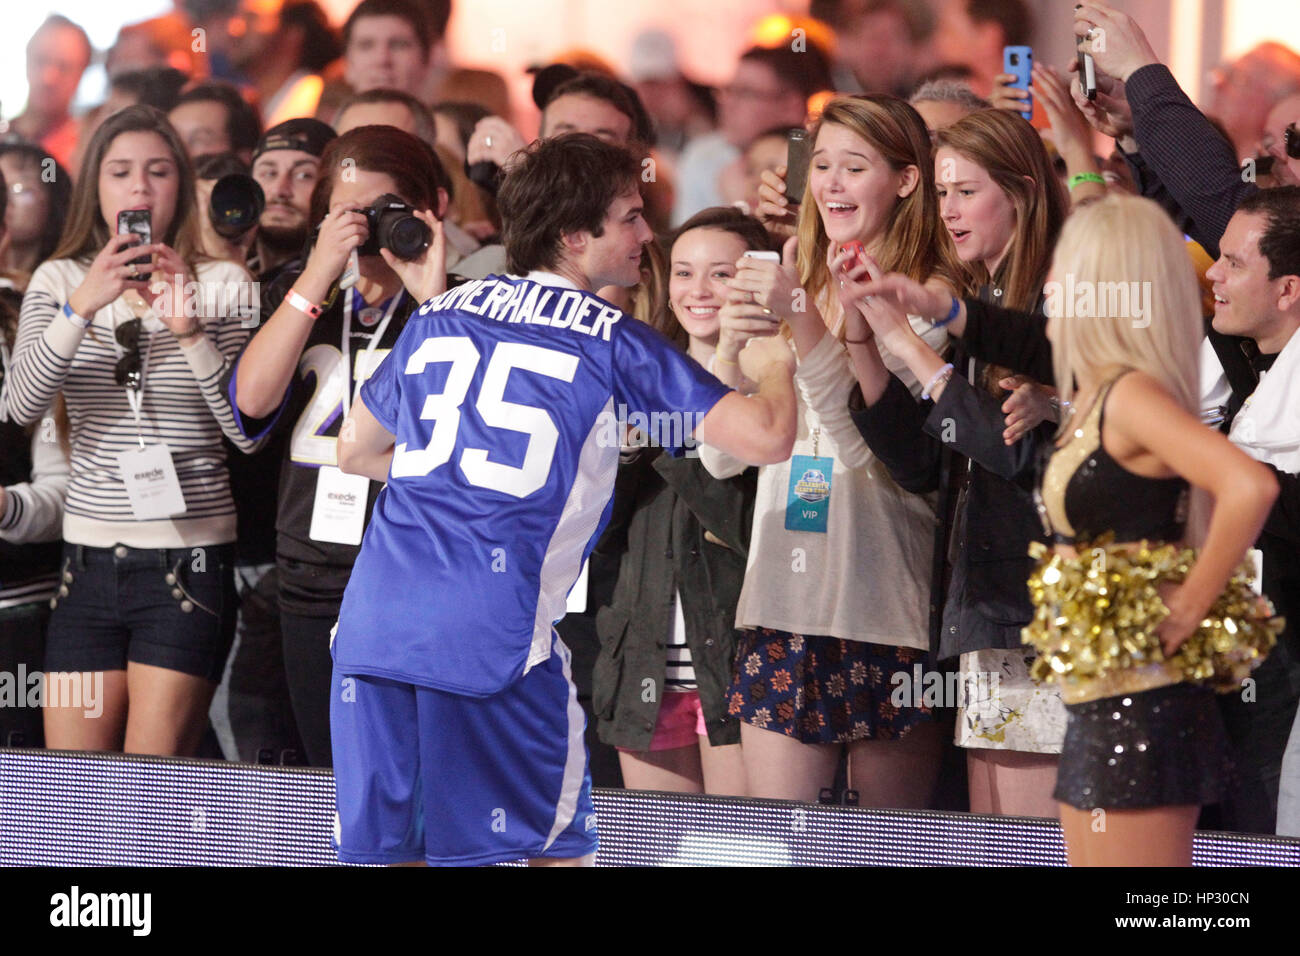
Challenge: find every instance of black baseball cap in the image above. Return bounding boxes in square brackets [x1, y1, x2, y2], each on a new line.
[253, 118, 337, 161]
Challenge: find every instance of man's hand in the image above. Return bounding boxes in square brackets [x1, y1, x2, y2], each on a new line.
[380, 212, 447, 305]
[991, 72, 1032, 116]
[466, 116, 528, 169]
[737, 331, 795, 384]
[1074, 2, 1161, 83]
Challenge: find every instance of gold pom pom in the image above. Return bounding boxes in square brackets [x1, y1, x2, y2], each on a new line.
[1022, 535, 1282, 703]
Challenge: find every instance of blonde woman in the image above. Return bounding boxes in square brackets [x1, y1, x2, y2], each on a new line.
[700, 95, 963, 805]
[1011, 195, 1273, 864]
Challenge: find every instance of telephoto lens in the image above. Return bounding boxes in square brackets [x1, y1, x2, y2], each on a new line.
[210, 174, 266, 239]
[362, 193, 432, 261]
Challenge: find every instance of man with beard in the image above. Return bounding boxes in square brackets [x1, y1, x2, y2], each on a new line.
[249, 118, 336, 283]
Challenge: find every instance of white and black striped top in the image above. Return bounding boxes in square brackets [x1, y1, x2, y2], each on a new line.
[666, 591, 697, 692]
[1, 257, 259, 548]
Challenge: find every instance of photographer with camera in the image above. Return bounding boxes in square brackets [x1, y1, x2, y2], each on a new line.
[226, 125, 450, 766]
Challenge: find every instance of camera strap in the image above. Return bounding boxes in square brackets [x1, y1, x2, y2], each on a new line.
[340, 287, 403, 420]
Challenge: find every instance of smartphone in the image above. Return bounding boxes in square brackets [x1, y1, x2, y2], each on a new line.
[1003, 46, 1033, 121]
[117, 209, 151, 267]
[1076, 35, 1098, 100]
[785, 128, 812, 205]
[742, 250, 780, 262]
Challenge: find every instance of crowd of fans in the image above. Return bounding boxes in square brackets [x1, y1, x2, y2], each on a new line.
[1, 0, 1299, 857]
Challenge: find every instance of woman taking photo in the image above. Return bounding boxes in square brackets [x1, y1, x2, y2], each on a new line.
[594, 207, 767, 796]
[700, 95, 961, 805]
[843, 108, 1069, 817]
[230, 125, 448, 767]
[1, 105, 258, 755]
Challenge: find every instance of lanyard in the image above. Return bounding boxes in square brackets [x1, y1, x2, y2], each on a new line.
[113, 318, 157, 449]
[341, 287, 402, 419]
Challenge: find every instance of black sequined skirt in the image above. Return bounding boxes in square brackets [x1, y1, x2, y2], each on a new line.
[1053, 682, 1232, 810]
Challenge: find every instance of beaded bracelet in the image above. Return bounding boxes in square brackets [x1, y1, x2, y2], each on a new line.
[921, 362, 954, 401]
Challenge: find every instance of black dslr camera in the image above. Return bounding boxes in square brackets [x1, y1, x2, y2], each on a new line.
[357, 193, 432, 260]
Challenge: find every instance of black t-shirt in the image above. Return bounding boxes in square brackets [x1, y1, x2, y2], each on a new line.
[222, 268, 418, 617]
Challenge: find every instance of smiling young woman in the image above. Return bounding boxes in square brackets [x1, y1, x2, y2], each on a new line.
[593, 207, 771, 797]
[699, 95, 965, 807]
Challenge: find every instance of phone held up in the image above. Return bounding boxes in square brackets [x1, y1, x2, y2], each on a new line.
[1076, 34, 1098, 100]
[1003, 46, 1033, 121]
[785, 128, 812, 206]
[117, 209, 152, 268]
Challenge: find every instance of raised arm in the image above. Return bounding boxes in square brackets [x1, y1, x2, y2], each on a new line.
[694, 335, 797, 466]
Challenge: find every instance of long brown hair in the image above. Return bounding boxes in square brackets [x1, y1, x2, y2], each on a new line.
[50, 104, 200, 264]
[796, 94, 966, 318]
[655, 206, 772, 349]
[936, 109, 1067, 313]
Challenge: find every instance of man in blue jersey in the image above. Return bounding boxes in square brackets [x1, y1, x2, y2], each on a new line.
[330, 133, 798, 866]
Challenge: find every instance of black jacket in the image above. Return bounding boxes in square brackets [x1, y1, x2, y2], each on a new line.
[850, 340, 1049, 662]
[592, 448, 757, 749]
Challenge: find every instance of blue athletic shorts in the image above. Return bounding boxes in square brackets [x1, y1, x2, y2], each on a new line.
[330, 633, 598, 866]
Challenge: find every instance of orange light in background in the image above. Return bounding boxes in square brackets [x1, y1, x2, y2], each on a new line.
[808, 89, 835, 121]
[750, 14, 836, 57]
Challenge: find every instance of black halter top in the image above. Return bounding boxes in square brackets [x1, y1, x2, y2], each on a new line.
[1036, 371, 1188, 545]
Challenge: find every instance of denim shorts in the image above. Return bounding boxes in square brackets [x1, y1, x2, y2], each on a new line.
[45, 542, 237, 682]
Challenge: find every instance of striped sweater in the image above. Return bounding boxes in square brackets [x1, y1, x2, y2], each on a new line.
[1, 257, 259, 548]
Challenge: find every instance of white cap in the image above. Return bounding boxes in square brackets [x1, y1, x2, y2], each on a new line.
[628, 29, 680, 83]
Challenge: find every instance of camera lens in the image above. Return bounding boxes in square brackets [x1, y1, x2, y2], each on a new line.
[376, 206, 431, 261]
[210, 174, 265, 239]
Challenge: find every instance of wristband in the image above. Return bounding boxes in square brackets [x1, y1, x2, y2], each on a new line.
[285, 287, 323, 319]
[1068, 172, 1106, 190]
[62, 302, 91, 329]
[931, 296, 961, 329]
[921, 362, 954, 401]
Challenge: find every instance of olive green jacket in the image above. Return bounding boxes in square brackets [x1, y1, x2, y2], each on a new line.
[592, 448, 757, 750]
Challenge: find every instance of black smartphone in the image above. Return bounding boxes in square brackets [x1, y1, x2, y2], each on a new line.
[785, 128, 812, 205]
[1076, 35, 1098, 100]
[117, 209, 152, 267]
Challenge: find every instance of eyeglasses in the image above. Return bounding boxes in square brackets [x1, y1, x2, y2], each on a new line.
[114, 317, 142, 389]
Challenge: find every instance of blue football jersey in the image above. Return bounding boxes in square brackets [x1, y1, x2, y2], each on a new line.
[332, 272, 732, 696]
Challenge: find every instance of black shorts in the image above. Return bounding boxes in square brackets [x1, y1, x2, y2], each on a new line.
[1054, 682, 1232, 810]
[45, 543, 237, 682]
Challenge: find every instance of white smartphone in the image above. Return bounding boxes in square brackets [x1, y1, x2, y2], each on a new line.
[742, 250, 780, 262]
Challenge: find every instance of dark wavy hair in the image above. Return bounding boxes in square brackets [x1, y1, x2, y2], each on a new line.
[498, 133, 642, 275]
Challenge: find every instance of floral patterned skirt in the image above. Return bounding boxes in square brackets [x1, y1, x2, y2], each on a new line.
[727, 627, 934, 745]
